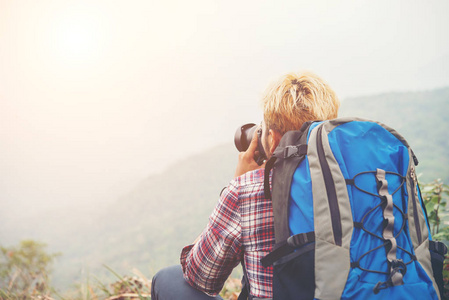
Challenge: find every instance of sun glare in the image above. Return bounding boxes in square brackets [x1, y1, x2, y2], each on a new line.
[49, 8, 103, 64]
[59, 23, 94, 58]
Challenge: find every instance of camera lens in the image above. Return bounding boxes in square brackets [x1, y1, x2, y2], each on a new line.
[234, 123, 267, 166]
[234, 123, 257, 152]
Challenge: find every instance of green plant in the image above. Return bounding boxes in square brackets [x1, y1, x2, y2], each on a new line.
[0, 240, 60, 299]
[101, 266, 151, 300]
[420, 179, 449, 299]
[421, 179, 449, 238]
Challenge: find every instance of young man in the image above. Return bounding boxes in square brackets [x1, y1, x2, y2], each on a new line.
[151, 71, 340, 300]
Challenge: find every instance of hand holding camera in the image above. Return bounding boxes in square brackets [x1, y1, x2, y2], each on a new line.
[234, 123, 267, 178]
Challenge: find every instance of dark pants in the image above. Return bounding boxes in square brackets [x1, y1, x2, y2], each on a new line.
[151, 265, 224, 300]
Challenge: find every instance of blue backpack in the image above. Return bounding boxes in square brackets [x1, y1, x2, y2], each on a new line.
[260, 117, 447, 300]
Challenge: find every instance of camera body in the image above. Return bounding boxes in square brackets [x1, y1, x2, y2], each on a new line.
[234, 123, 267, 165]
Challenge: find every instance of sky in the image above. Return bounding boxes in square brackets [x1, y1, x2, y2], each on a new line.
[1, 0, 448, 218]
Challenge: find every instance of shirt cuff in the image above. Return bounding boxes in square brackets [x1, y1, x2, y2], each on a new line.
[180, 244, 194, 272]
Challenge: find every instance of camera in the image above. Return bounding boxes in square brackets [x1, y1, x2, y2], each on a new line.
[234, 123, 267, 165]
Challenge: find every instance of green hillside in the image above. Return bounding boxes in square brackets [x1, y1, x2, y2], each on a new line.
[50, 143, 238, 291]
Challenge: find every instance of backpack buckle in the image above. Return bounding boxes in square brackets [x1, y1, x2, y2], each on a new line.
[283, 145, 307, 158]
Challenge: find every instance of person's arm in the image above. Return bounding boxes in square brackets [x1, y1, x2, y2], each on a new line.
[180, 128, 264, 295]
[180, 180, 243, 296]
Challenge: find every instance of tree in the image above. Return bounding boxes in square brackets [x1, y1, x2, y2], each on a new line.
[0, 240, 60, 299]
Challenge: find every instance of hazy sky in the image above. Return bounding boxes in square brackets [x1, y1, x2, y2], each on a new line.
[1, 0, 448, 217]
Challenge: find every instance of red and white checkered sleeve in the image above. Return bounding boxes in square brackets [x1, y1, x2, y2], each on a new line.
[180, 180, 243, 296]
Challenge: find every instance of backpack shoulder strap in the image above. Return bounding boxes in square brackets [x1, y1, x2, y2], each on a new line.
[264, 121, 312, 244]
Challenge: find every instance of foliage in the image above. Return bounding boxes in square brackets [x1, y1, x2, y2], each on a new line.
[0, 240, 60, 299]
[219, 277, 242, 300]
[108, 276, 150, 298]
[99, 266, 151, 300]
[421, 179, 449, 239]
[420, 179, 449, 299]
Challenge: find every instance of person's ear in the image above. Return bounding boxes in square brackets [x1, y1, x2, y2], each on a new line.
[268, 129, 282, 154]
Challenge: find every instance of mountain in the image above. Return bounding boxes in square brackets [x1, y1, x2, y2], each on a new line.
[2, 87, 448, 293]
[50, 143, 239, 290]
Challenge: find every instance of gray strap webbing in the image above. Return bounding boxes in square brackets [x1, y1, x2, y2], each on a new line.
[309, 122, 352, 299]
[376, 168, 403, 286]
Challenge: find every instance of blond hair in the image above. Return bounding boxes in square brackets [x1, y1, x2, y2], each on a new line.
[262, 71, 340, 135]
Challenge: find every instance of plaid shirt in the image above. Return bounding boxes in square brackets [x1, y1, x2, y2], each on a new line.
[180, 168, 274, 298]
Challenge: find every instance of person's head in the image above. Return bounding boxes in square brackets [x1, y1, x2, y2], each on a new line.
[260, 71, 340, 159]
